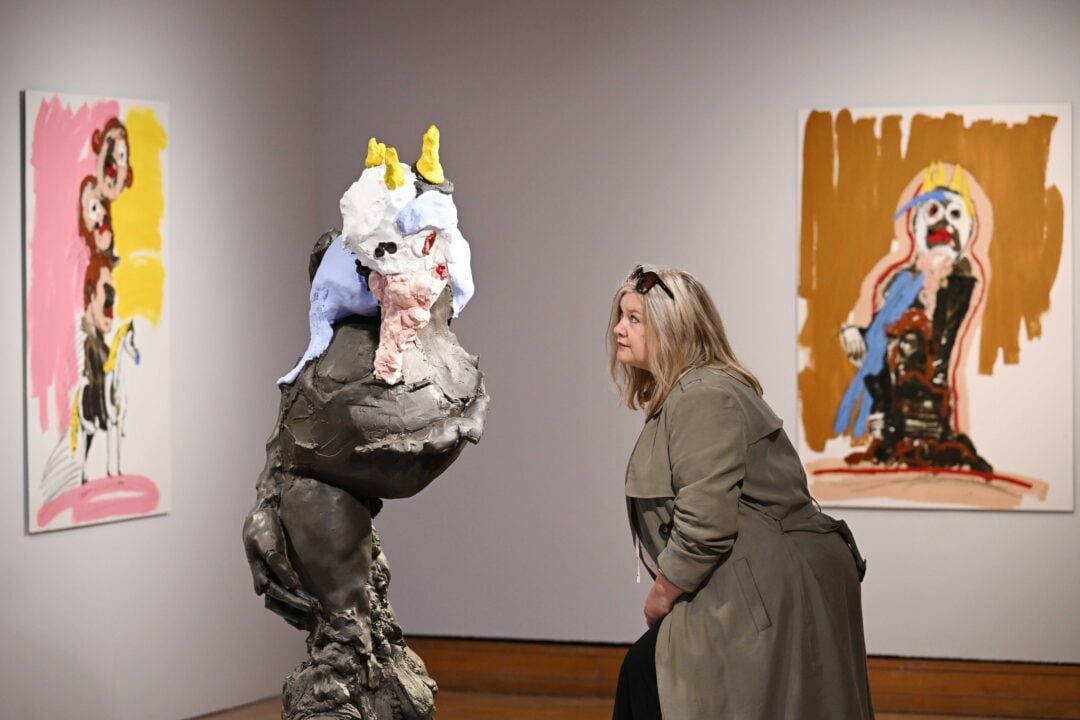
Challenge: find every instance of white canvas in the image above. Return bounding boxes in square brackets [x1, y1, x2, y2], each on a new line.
[796, 103, 1073, 511]
[23, 90, 171, 532]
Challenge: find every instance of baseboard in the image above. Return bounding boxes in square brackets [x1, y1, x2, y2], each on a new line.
[408, 636, 1080, 719]
[408, 636, 623, 698]
[868, 656, 1080, 718]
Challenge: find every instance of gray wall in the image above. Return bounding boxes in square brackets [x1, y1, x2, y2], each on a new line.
[3, 2, 1079, 719]
[1, 1, 313, 718]
[313, 0, 1080, 662]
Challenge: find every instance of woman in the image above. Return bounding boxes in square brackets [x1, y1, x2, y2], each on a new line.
[609, 266, 874, 719]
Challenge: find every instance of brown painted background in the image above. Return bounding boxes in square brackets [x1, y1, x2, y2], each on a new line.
[798, 109, 1064, 453]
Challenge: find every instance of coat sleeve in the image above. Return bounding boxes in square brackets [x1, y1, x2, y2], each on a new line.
[656, 383, 746, 593]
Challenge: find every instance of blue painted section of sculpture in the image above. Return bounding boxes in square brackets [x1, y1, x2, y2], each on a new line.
[277, 237, 378, 385]
[395, 190, 457, 235]
[446, 228, 474, 317]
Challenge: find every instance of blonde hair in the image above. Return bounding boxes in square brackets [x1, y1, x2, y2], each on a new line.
[607, 266, 762, 416]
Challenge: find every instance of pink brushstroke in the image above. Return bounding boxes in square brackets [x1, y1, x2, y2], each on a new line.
[35, 474, 159, 529]
[27, 96, 119, 433]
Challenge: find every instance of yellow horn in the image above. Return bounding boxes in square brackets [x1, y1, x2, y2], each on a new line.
[383, 147, 405, 190]
[365, 137, 386, 168]
[416, 124, 445, 185]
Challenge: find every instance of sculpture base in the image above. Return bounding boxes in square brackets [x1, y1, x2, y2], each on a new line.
[281, 530, 437, 720]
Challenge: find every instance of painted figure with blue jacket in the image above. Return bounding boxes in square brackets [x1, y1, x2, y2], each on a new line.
[836, 163, 993, 472]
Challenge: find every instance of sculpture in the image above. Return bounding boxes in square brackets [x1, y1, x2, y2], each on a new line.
[243, 127, 488, 720]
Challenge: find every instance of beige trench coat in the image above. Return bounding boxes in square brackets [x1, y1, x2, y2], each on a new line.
[626, 367, 874, 719]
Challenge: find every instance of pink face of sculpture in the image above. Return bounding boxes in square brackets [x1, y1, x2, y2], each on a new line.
[80, 182, 113, 253]
[614, 292, 651, 371]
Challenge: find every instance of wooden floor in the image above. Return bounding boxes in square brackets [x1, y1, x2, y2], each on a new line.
[198, 695, 1013, 720]
[193, 637, 1077, 718]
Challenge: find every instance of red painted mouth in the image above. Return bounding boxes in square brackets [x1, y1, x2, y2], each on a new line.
[105, 307, 114, 319]
[928, 228, 953, 247]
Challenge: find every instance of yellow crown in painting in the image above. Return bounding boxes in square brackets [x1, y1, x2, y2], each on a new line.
[921, 161, 975, 217]
[948, 165, 974, 217]
[920, 162, 949, 193]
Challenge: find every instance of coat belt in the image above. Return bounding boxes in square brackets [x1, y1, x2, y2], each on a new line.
[739, 500, 867, 582]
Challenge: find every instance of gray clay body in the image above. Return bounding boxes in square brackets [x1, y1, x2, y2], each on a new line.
[277, 291, 486, 500]
[244, 233, 487, 720]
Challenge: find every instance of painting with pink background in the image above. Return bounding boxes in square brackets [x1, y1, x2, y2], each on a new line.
[23, 90, 171, 533]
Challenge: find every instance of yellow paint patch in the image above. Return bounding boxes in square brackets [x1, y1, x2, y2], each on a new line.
[70, 387, 81, 456]
[113, 256, 166, 327]
[112, 107, 167, 326]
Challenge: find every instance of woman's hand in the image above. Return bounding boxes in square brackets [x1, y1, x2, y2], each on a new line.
[644, 573, 685, 627]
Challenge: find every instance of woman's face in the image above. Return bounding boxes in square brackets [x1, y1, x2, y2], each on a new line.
[614, 292, 650, 371]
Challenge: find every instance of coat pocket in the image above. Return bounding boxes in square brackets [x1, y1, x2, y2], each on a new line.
[734, 558, 772, 632]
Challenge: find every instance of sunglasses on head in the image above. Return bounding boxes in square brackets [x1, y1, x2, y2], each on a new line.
[628, 265, 675, 299]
